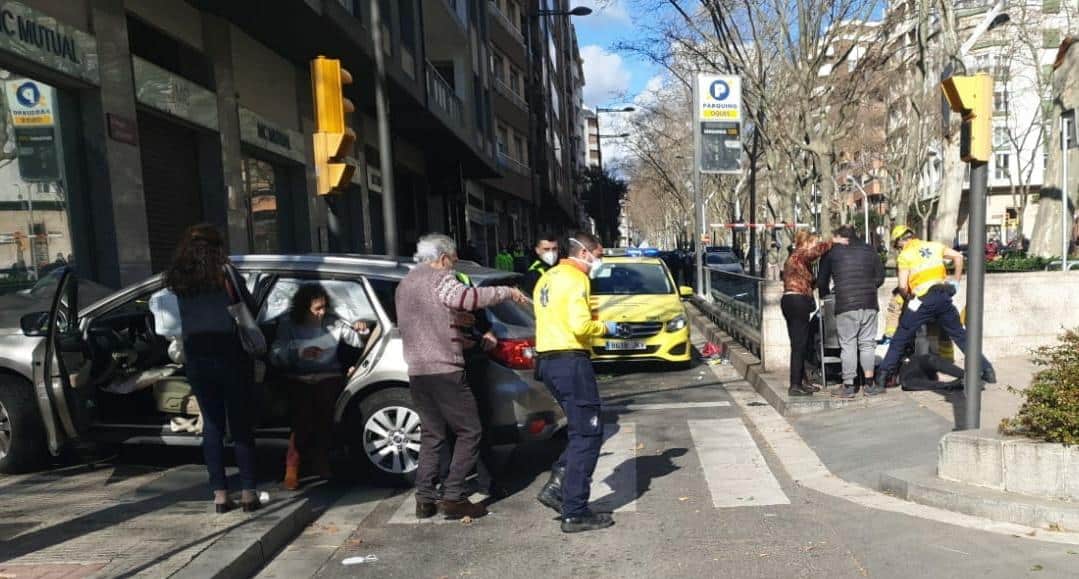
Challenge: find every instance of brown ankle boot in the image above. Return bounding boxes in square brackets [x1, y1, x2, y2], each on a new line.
[283, 464, 300, 491]
[438, 499, 488, 520]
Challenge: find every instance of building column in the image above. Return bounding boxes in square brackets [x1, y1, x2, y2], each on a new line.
[202, 13, 249, 253]
[89, 0, 151, 286]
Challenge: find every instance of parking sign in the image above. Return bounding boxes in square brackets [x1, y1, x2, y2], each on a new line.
[695, 74, 742, 174]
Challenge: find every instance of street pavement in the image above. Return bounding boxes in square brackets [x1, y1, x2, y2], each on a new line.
[257, 354, 1079, 579]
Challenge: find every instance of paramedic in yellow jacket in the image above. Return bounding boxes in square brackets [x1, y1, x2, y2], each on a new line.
[532, 231, 623, 534]
[874, 225, 996, 393]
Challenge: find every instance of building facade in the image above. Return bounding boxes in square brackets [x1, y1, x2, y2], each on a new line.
[0, 0, 586, 289]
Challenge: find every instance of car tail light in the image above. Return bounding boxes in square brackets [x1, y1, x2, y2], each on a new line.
[527, 417, 548, 435]
[491, 338, 536, 370]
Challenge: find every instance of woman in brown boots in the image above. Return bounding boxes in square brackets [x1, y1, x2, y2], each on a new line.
[271, 284, 370, 490]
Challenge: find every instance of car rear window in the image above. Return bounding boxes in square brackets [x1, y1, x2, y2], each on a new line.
[707, 254, 739, 265]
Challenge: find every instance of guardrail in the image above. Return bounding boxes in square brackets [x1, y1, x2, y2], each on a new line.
[700, 266, 764, 356]
[426, 61, 464, 128]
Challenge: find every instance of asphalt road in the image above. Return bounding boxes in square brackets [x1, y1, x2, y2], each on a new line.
[261, 358, 1079, 579]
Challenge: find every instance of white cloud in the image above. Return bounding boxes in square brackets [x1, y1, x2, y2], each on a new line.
[581, 45, 631, 106]
[575, 0, 631, 27]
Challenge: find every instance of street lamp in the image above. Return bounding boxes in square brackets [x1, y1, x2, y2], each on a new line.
[525, 6, 590, 238]
[594, 131, 629, 243]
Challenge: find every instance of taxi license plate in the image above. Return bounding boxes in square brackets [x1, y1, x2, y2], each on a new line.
[605, 341, 646, 351]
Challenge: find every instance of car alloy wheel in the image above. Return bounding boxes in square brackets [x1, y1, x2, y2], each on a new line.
[363, 405, 421, 474]
[0, 399, 11, 461]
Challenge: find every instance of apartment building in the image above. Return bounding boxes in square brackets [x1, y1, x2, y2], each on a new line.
[0, 0, 521, 287]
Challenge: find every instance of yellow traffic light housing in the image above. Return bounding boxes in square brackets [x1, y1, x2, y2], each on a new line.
[311, 56, 357, 195]
[941, 73, 993, 163]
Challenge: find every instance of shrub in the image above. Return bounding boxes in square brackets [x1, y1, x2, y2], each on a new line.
[999, 330, 1079, 445]
[986, 255, 1051, 273]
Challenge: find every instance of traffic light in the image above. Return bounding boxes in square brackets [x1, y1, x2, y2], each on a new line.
[941, 73, 993, 163]
[310, 56, 356, 195]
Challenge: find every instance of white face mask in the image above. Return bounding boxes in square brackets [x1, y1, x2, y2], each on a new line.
[569, 238, 603, 277]
[540, 251, 558, 266]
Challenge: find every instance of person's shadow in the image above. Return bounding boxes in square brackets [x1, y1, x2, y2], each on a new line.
[591, 448, 688, 513]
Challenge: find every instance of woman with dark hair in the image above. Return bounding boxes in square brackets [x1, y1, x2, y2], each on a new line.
[270, 283, 370, 490]
[164, 223, 260, 513]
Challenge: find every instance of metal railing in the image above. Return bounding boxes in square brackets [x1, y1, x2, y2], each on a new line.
[702, 266, 764, 356]
[425, 61, 464, 128]
[497, 151, 529, 176]
[488, 0, 525, 44]
[494, 77, 529, 111]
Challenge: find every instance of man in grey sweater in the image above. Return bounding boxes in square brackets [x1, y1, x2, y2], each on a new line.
[396, 233, 528, 520]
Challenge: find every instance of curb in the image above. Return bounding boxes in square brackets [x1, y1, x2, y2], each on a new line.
[881, 465, 1079, 533]
[688, 302, 895, 416]
[171, 497, 316, 579]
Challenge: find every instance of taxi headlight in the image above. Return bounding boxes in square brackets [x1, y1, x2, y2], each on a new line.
[666, 314, 687, 332]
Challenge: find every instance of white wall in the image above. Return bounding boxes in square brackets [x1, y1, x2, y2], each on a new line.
[760, 271, 1079, 372]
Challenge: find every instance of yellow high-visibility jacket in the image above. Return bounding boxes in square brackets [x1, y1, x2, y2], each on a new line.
[533, 261, 606, 352]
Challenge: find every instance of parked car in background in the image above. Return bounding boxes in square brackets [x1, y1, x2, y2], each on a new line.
[588, 256, 693, 366]
[0, 255, 564, 484]
[705, 251, 745, 274]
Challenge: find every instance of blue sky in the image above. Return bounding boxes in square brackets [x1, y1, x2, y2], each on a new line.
[573, 0, 660, 109]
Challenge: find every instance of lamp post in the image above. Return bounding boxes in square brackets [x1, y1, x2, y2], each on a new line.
[594, 129, 630, 243]
[526, 6, 591, 239]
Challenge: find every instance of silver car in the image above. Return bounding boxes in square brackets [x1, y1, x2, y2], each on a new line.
[0, 255, 564, 484]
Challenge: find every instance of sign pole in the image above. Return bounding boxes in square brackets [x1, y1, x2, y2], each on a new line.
[693, 80, 704, 295]
[1063, 116, 1070, 271]
[964, 160, 988, 430]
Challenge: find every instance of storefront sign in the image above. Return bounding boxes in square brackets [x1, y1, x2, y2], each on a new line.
[133, 56, 218, 131]
[107, 113, 138, 146]
[5, 78, 53, 125]
[0, 2, 98, 84]
[238, 107, 304, 163]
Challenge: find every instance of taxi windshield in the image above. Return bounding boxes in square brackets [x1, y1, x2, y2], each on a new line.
[591, 263, 673, 295]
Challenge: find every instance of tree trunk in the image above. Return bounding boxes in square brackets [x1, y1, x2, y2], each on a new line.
[1030, 122, 1071, 257]
[932, 141, 964, 245]
[817, 158, 835, 235]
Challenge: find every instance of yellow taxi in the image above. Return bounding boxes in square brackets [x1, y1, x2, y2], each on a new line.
[589, 256, 694, 364]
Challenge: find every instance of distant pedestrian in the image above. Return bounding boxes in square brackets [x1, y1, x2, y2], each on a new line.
[780, 230, 844, 397]
[520, 233, 559, 295]
[271, 283, 370, 490]
[163, 224, 260, 513]
[496, 246, 515, 272]
[817, 225, 885, 398]
[875, 225, 996, 394]
[395, 233, 527, 521]
[534, 231, 621, 533]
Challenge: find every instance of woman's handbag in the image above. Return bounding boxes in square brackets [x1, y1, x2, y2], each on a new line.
[223, 265, 267, 356]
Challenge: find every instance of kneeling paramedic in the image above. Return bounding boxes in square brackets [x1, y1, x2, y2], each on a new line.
[533, 231, 623, 534]
[875, 225, 996, 393]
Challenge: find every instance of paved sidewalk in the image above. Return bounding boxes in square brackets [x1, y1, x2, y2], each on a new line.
[905, 354, 1034, 430]
[0, 450, 311, 579]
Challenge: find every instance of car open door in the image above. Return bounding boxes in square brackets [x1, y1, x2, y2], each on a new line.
[29, 267, 88, 454]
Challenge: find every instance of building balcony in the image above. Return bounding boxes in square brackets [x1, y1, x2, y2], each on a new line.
[488, 0, 525, 46]
[426, 61, 464, 129]
[497, 150, 530, 176]
[494, 78, 529, 112]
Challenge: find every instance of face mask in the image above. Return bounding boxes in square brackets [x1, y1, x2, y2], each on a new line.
[540, 251, 558, 266]
[569, 238, 603, 277]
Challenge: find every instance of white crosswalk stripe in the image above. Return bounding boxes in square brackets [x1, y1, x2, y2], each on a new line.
[589, 422, 638, 513]
[385, 417, 789, 524]
[687, 418, 791, 508]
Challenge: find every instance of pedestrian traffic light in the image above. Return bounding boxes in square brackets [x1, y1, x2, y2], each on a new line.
[310, 56, 356, 195]
[941, 73, 993, 163]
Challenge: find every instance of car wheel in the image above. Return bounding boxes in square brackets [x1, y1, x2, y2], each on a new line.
[349, 388, 421, 486]
[0, 375, 47, 474]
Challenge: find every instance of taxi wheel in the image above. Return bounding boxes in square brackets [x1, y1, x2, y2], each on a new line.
[0, 376, 47, 474]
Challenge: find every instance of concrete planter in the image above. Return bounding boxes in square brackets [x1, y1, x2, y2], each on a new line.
[938, 429, 1079, 502]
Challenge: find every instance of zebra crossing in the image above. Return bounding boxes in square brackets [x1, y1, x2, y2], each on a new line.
[386, 414, 790, 525]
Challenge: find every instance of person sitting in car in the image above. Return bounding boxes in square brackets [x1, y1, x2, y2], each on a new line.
[270, 284, 371, 490]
